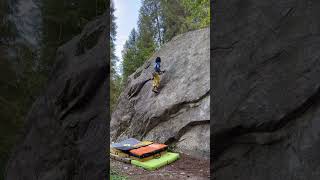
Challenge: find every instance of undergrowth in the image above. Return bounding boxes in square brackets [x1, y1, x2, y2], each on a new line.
[110, 169, 127, 180]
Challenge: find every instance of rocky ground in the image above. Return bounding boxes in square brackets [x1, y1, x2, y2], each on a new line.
[110, 153, 210, 180]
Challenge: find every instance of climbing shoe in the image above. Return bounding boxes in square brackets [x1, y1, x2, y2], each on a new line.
[152, 88, 159, 93]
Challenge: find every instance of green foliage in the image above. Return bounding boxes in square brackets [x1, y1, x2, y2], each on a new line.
[122, 27, 155, 83]
[110, 169, 127, 180]
[139, 0, 164, 46]
[121, 1, 158, 83]
[110, 75, 122, 112]
[122, 29, 137, 82]
[110, 0, 118, 76]
[110, 0, 123, 112]
[160, 0, 189, 42]
[182, 0, 210, 29]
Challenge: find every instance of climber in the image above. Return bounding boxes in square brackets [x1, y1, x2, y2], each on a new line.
[151, 57, 165, 93]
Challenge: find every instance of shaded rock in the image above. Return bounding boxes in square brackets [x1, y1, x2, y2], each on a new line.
[175, 123, 210, 158]
[111, 28, 210, 158]
[5, 13, 108, 180]
[213, 0, 320, 179]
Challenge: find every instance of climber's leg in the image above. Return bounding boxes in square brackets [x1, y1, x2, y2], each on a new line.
[152, 73, 160, 93]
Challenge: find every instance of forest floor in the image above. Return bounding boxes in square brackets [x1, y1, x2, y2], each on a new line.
[110, 153, 210, 180]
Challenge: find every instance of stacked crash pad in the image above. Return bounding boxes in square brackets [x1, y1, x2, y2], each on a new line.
[110, 138, 179, 170]
[131, 152, 180, 171]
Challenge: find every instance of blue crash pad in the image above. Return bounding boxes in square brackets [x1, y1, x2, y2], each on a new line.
[111, 138, 141, 151]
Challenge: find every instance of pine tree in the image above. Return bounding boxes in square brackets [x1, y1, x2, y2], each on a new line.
[182, 0, 210, 29]
[110, 0, 117, 78]
[138, 0, 163, 47]
[122, 28, 139, 83]
[121, 1, 157, 84]
[160, 0, 189, 42]
[110, 0, 122, 112]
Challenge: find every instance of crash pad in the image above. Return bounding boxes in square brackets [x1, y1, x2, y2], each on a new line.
[111, 138, 141, 151]
[130, 150, 167, 162]
[132, 141, 153, 148]
[130, 143, 168, 158]
[131, 152, 179, 171]
[110, 147, 130, 158]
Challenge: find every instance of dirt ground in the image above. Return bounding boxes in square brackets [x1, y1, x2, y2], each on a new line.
[110, 153, 210, 180]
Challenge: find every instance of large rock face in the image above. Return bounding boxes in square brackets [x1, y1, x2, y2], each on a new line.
[213, 0, 320, 179]
[111, 28, 210, 158]
[5, 14, 108, 180]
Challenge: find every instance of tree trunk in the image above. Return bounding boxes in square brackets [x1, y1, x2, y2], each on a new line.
[154, 2, 162, 46]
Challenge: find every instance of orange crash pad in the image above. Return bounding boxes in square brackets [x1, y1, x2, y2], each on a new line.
[130, 143, 168, 158]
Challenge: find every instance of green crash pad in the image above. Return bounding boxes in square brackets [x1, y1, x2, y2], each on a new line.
[131, 152, 179, 171]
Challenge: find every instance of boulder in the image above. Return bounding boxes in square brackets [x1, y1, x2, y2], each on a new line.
[111, 28, 210, 159]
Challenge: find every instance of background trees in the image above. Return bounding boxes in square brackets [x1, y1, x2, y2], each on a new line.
[110, 0, 122, 112]
[110, 0, 210, 110]
[119, 0, 210, 87]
